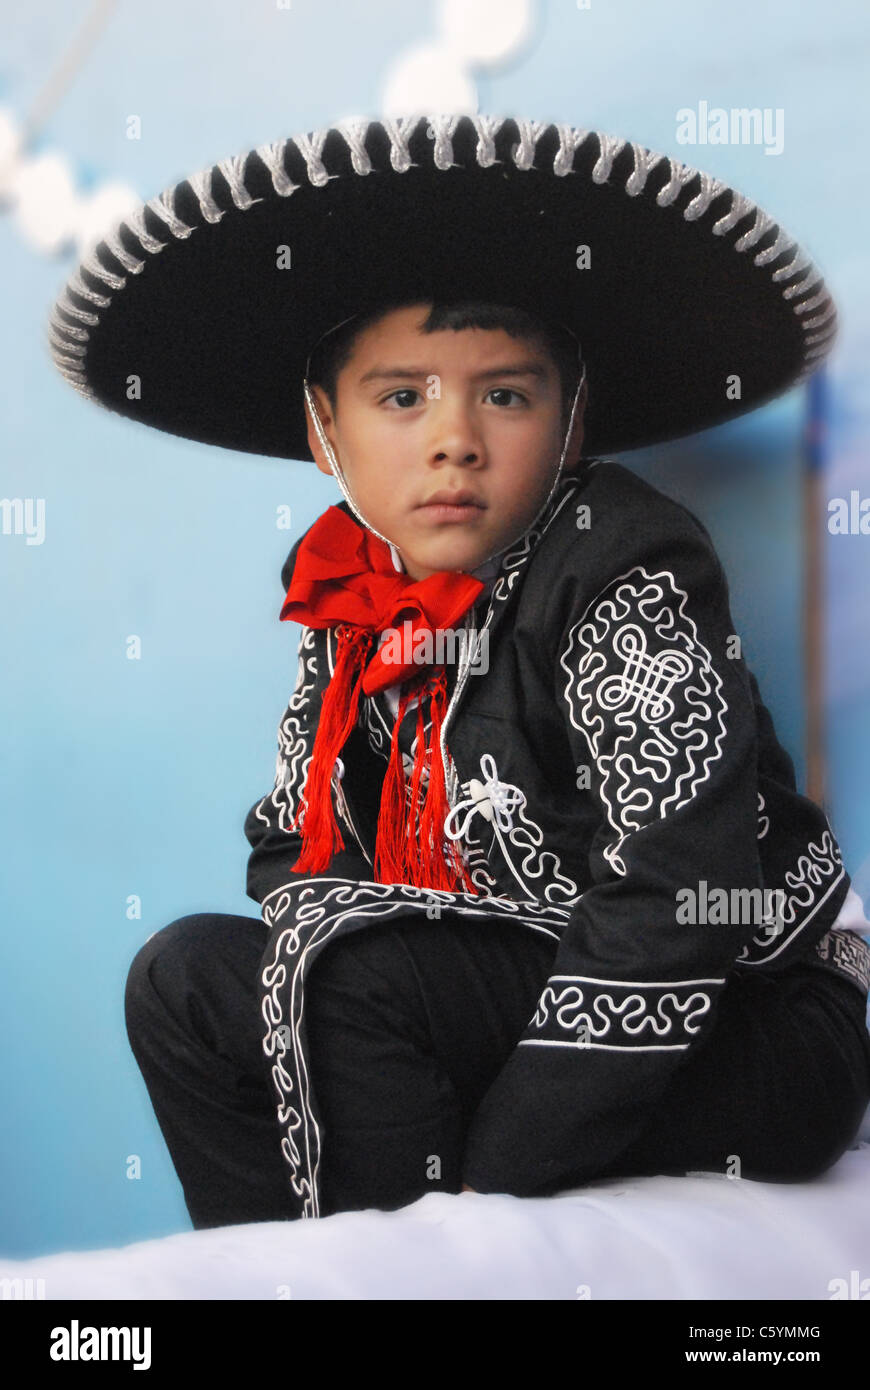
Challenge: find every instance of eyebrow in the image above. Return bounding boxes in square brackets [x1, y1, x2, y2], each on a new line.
[357, 361, 550, 385]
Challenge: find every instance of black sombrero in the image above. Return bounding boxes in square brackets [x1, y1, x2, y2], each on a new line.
[47, 113, 837, 460]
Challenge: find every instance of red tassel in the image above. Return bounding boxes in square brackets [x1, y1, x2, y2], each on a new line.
[417, 672, 476, 894]
[292, 625, 373, 875]
[406, 693, 429, 883]
[372, 668, 477, 896]
[373, 683, 415, 885]
[293, 630, 477, 894]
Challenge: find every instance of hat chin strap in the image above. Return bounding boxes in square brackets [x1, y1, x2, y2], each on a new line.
[302, 364, 586, 577]
[303, 380, 405, 570]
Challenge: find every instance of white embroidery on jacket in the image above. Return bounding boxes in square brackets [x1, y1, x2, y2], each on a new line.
[253, 626, 317, 833]
[560, 566, 729, 876]
[444, 753, 582, 905]
[259, 879, 566, 1217]
[735, 829, 846, 965]
[521, 972, 725, 1050]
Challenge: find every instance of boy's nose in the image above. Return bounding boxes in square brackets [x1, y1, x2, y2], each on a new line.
[431, 448, 483, 468]
[427, 412, 486, 468]
[422, 394, 483, 458]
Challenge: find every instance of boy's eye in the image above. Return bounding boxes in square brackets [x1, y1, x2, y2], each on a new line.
[381, 387, 528, 409]
[485, 388, 526, 407]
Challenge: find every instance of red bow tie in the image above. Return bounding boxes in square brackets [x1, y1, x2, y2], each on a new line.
[278, 506, 484, 891]
[281, 505, 484, 693]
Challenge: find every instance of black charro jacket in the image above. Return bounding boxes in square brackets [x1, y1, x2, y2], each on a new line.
[244, 459, 853, 1215]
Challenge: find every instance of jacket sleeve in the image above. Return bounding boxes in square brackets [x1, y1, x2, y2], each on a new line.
[461, 521, 769, 1195]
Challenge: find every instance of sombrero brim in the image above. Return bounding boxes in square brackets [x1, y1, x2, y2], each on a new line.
[47, 114, 837, 460]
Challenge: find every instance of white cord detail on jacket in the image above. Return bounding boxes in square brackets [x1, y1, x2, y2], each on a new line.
[444, 753, 524, 838]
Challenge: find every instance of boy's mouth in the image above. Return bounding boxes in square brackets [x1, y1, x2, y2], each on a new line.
[416, 489, 487, 521]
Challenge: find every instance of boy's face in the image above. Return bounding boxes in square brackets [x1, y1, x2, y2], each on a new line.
[306, 303, 586, 581]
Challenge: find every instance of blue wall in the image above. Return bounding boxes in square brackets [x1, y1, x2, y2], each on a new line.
[2, 0, 868, 1256]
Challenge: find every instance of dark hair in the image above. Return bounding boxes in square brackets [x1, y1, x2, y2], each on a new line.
[306, 299, 585, 430]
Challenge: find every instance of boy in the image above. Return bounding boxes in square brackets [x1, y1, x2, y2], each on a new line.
[49, 115, 870, 1229]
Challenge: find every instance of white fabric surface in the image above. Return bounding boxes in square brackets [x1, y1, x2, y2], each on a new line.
[830, 885, 870, 935]
[4, 1145, 869, 1300]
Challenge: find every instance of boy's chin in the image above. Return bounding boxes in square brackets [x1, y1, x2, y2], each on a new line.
[409, 523, 534, 575]
[404, 540, 493, 577]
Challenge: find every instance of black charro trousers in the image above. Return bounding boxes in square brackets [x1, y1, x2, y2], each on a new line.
[124, 910, 870, 1231]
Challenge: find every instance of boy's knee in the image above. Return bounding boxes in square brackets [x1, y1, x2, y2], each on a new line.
[750, 1111, 863, 1184]
[124, 914, 217, 1022]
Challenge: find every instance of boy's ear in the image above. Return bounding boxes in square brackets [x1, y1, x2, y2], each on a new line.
[305, 385, 338, 477]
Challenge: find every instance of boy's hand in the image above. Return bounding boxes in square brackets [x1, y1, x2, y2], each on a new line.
[461, 1183, 477, 1193]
